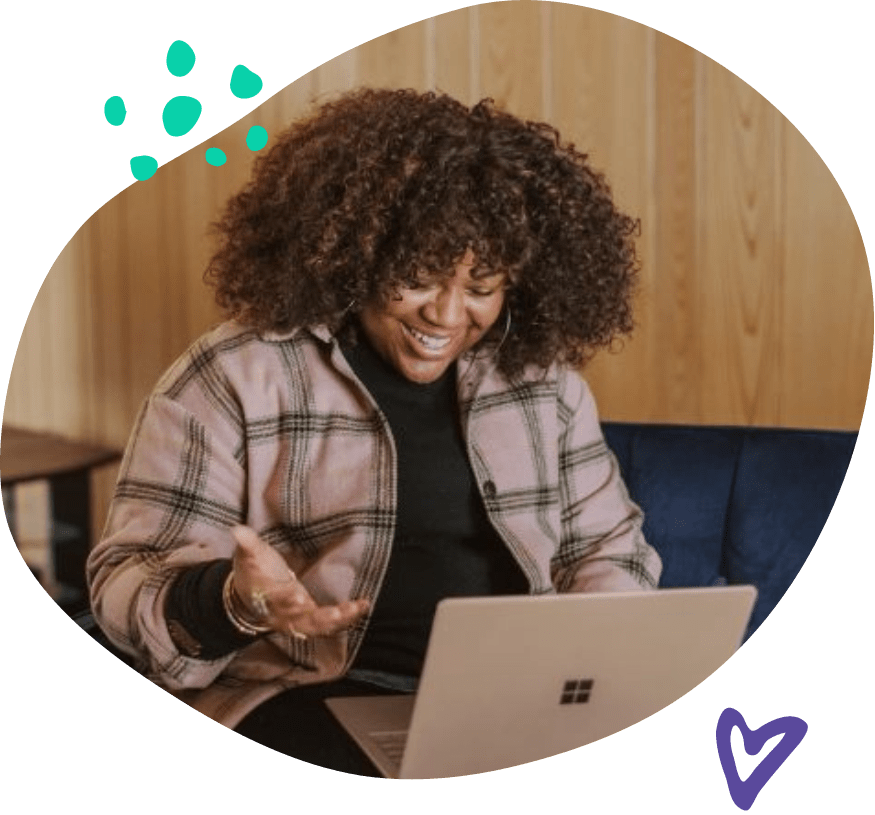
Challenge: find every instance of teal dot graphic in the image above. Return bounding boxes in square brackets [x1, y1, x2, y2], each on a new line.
[104, 96, 126, 126]
[162, 96, 202, 136]
[205, 147, 227, 166]
[230, 65, 263, 99]
[166, 40, 196, 77]
[130, 155, 158, 180]
[246, 125, 268, 151]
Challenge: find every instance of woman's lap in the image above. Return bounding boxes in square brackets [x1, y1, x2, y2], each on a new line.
[234, 679, 399, 777]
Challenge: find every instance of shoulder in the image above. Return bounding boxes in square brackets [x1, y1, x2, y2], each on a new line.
[143, 324, 347, 433]
[507, 362, 596, 422]
[464, 356, 596, 414]
[554, 365, 597, 422]
[153, 321, 323, 399]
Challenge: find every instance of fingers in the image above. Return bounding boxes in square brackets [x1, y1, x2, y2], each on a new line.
[231, 526, 289, 572]
[261, 581, 317, 616]
[231, 524, 268, 554]
[228, 525, 369, 639]
[289, 599, 370, 638]
[231, 525, 301, 591]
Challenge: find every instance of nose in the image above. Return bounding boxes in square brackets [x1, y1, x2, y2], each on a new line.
[423, 281, 465, 328]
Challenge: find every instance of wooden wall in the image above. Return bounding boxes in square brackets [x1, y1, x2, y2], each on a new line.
[4, 2, 872, 534]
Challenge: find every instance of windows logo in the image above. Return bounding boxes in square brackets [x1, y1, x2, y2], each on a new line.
[560, 678, 594, 705]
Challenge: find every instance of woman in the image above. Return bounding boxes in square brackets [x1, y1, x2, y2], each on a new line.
[88, 88, 661, 774]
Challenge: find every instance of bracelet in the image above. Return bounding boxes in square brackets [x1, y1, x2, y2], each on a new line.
[222, 571, 272, 636]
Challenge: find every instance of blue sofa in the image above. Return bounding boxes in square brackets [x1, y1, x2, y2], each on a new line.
[76, 423, 857, 651]
[602, 422, 857, 638]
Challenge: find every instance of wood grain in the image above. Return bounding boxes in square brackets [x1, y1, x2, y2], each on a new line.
[4, 3, 872, 546]
[645, 33, 701, 423]
[698, 57, 784, 426]
[315, 47, 358, 100]
[780, 119, 872, 429]
[551, 8, 655, 418]
[358, 18, 426, 90]
[479, 0, 543, 121]
[434, 6, 472, 103]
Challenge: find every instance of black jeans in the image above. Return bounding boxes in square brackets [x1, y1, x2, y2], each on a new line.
[234, 678, 402, 776]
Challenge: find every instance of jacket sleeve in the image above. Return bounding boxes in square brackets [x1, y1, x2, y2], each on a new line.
[551, 370, 662, 593]
[87, 389, 248, 691]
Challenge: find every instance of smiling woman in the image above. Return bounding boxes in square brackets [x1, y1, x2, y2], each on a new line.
[359, 250, 507, 384]
[87, 87, 661, 775]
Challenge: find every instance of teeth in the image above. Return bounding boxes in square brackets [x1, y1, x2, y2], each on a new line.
[406, 324, 451, 351]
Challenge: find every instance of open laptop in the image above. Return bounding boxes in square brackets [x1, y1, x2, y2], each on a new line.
[326, 586, 757, 778]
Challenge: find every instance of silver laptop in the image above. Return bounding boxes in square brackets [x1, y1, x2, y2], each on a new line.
[326, 586, 757, 778]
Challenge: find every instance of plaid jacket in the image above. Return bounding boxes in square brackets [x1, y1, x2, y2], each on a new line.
[88, 321, 661, 728]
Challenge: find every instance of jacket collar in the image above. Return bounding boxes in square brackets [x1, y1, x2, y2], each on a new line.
[256, 321, 506, 399]
[255, 324, 330, 344]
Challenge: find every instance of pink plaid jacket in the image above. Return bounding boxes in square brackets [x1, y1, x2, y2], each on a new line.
[88, 321, 661, 727]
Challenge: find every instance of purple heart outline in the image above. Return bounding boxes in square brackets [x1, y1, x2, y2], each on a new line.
[716, 708, 808, 810]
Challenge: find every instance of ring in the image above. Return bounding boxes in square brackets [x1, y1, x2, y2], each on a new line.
[249, 589, 270, 620]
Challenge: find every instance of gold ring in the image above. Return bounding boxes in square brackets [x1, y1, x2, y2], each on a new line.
[249, 589, 270, 620]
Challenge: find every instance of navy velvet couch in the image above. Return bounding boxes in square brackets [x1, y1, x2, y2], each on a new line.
[602, 422, 857, 638]
[76, 422, 857, 652]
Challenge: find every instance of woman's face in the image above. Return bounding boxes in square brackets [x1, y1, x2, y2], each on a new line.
[359, 251, 507, 384]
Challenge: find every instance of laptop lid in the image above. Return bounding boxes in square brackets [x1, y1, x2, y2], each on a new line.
[330, 586, 757, 778]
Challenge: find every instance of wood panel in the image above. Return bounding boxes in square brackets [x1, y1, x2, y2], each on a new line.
[550, 7, 656, 419]
[125, 161, 170, 413]
[648, 34, 701, 422]
[177, 144, 222, 344]
[433, 6, 473, 103]
[86, 191, 135, 444]
[780, 119, 873, 428]
[258, 67, 315, 130]
[698, 57, 785, 426]
[357, 18, 426, 90]
[3, 2, 872, 549]
[314, 47, 358, 100]
[479, 0, 544, 121]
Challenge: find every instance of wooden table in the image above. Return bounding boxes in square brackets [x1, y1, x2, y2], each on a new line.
[1, 426, 122, 613]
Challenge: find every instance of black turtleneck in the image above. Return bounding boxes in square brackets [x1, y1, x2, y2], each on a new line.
[342, 332, 528, 678]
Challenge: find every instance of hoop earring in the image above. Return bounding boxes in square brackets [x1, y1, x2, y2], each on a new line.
[461, 307, 512, 376]
[495, 308, 512, 354]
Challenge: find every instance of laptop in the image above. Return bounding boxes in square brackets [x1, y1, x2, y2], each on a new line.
[326, 586, 757, 778]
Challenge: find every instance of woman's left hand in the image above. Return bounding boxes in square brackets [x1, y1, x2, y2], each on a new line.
[229, 525, 370, 638]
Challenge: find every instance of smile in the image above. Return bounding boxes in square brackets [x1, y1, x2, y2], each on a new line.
[402, 323, 453, 352]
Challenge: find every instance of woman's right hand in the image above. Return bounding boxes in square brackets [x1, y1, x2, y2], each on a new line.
[229, 525, 369, 638]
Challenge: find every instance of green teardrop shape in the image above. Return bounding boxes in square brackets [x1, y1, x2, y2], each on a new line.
[162, 96, 202, 137]
[167, 40, 196, 77]
[230, 65, 263, 99]
[246, 125, 268, 151]
[130, 155, 158, 181]
[205, 147, 227, 167]
[104, 96, 126, 126]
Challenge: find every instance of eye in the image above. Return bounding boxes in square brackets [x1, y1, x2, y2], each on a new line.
[468, 286, 500, 298]
[403, 277, 439, 292]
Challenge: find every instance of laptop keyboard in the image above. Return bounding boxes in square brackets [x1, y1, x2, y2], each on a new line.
[370, 730, 409, 765]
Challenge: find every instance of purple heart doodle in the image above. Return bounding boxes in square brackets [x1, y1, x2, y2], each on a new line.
[716, 708, 808, 810]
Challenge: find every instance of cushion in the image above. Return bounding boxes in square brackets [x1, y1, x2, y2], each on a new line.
[603, 424, 740, 588]
[603, 422, 857, 638]
[726, 428, 857, 636]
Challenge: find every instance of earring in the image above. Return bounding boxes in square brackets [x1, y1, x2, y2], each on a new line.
[495, 308, 512, 353]
[339, 299, 357, 320]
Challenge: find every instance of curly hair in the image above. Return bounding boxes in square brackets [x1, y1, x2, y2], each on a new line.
[205, 87, 639, 377]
